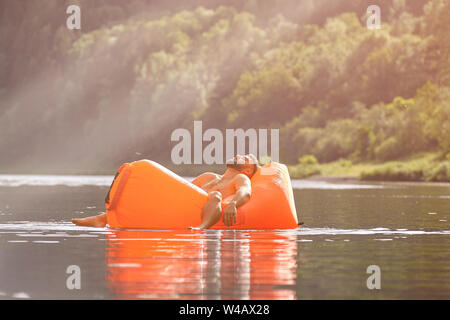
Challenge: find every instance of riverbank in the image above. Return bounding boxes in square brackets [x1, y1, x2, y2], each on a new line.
[2, 152, 449, 183]
[288, 152, 450, 182]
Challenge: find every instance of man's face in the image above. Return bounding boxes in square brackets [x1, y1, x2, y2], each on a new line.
[226, 154, 258, 177]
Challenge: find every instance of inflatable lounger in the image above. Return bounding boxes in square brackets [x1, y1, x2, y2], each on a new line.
[105, 160, 298, 229]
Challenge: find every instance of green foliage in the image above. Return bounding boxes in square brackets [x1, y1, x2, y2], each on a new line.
[259, 155, 272, 166]
[298, 155, 318, 165]
[353, 125, 376, 160]
[427, 162, 450, 182]
[361, 159, 450, 182]
[424, 86, 450, 152]
[374, 137, 404, 161]
[288, 162, 321, 179]
[0, 0, 448, 172]
[360, 163, 425, 181]
[282, 79, 450, 165]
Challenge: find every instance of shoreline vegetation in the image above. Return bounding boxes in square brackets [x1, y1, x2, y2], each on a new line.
[1, 1, 449, 177]
[289, 152, 450, 182]
[1, 152, 449, 183]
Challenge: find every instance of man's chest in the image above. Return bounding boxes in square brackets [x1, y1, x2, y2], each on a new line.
[202, 178, 235, 194]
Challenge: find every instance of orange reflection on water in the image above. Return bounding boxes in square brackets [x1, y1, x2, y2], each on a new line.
[106, 229, 298, 299]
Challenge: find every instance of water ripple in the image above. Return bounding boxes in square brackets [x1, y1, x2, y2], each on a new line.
[0, 221, 448, 236]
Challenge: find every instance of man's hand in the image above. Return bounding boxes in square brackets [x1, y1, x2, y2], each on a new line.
[223, 201, 237, 226]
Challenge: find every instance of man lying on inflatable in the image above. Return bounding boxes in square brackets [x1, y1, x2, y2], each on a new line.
[72, 154, 259, 229]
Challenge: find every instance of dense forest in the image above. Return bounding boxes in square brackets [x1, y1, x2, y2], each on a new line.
[0, 0, 449, 179]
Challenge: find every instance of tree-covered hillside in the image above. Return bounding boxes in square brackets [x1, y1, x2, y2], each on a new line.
[0, 0, 448, 177]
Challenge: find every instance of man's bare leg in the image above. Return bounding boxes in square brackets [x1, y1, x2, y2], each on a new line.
[72, 213, 107, 228]
[197, 191, 222, 229]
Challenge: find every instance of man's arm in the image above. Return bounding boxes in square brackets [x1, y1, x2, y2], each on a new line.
[230, 175, 252, 206]
[191, 172, 217, 188]
[223, 174, 252, 226]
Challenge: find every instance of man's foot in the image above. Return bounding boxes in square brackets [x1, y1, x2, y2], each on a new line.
[72, 213, 107, 228]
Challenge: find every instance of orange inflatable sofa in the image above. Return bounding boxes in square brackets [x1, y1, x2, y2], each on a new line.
[105, 160, 298, 229]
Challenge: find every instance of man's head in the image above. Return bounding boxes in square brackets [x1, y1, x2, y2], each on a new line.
[226, 154, 260, 178]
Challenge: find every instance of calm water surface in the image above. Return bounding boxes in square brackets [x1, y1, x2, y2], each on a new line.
[0, 175, 449, 299]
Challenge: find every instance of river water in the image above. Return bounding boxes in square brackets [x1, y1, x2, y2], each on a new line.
[0, 175, 449, 299]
